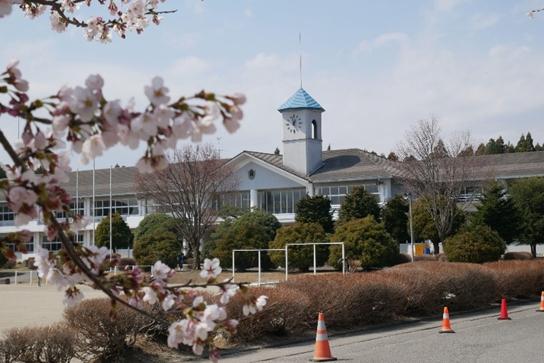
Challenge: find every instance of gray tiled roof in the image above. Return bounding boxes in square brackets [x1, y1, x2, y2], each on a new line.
[469, 151, 544, 180]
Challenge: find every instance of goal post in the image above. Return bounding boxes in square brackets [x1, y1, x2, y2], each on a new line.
[285, 242, 345, 280]
[231, 248, 285, 285]
[231, 242, 345, 284]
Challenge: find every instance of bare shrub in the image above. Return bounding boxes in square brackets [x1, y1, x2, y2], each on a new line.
[486, 260, 544, 298]
[283, 273, 406, 328]
[228, 286, 311, 342]
[0, 324, 75, 363]
[503, 252, 533, 260]
[385, 261, 497, 314]
[64, 298, 153, 362]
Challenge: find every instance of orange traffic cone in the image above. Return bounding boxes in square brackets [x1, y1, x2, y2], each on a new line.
[498, 297, 511, 320]
[310, 312, 337, 362]
[439, 307, 455, 333]
[537, 291, 544, 312]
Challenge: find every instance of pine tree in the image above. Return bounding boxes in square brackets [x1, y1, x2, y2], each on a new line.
[382, 195, 409, 243]
[95, 213, 133, 250]
[387, 152, 399, 161]
[535, 143, 543, 152]
[515, 134, 527, 152]
[525, 132, 535, 152]
[475, 143, 486, 155]
[295, 195, 334, 233]
[273, 147, 280, 155]
[338, 187, 381, 223]
[472, 182, 521, 244]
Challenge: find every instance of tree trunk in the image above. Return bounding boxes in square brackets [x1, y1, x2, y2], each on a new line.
[192, 241, 201, 270]
[531, 244, 537, 258]
[433, 241, 440, 255]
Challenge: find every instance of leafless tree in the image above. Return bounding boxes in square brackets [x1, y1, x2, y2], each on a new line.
[397, 118, 475, 254]
[137, 144, 236, 269]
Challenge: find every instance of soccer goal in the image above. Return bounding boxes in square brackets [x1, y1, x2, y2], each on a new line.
[231, 242, 345, 284]
[231, 248, 285, 286]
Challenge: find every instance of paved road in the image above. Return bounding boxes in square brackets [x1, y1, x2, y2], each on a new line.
[219, 301, 544, 363]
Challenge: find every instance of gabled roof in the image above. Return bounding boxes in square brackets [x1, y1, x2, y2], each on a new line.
[241, 149, 399, 183]
[278, 88, 325, 112]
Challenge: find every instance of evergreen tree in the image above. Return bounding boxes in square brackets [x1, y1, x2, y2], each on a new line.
[295, 195, 334, 233]
[515, 134, 527, 152]
[95, 213, 133, 250]
[510, 177, 544, 257]
[472, 182, 521, 244]
[525, 132, 535, 152]
[387, 152, 399, 161]
[382, 195, 409, 243]
[133, 214, 181, 268]
[535, 143, 543, 152]
[338, 187, 381, 223]
[459, 145, 474, 156]
[273, 147, 280, 155]
[475, 143, 487, 155]
[485, 138, 504, 154]
[505, 142, 515, 153]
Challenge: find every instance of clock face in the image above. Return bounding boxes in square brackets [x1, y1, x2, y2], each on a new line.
[285, 113, 302, 134]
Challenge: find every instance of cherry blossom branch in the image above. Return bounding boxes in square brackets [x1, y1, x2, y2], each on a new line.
[0, 0, 178, 42]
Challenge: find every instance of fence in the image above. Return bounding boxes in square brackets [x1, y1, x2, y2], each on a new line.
[0, 270, 40, 286]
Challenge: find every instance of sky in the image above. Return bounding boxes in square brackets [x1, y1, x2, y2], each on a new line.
[1, 0, 544, 170]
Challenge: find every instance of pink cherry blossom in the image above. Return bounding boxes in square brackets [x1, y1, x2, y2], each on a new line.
[144, 76, 170, 106]
[200, 258, 221, 279]
[151, 260, 171, 280]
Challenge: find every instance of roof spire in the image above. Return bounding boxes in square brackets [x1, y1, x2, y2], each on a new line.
[299, 32, 303, 89]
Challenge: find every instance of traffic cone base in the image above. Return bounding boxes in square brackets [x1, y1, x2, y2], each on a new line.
[498, 298, 511, 320]
[310, 312, 337, 362]
[536, 292, 544, 312]
[439, 307, 455, 334]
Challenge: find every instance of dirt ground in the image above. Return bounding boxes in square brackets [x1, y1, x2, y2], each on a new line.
[168, 270, 288, 284]
[0, 285, 104, 334]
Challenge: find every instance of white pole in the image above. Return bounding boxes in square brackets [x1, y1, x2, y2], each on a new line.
[231, 250, 235, 281]
[257, 250, 261, 286]
[313, 244, 317, 275]
[284, 246, 289, 281]
[341, 243, 346, 275]
[75, 169, 79, 244]
[14, 271, 17, 285]
[29, 270, 33, 286]
[92, 159, 95, 246]
[109, 165, 112, 261]
[408, 194, 415, 262]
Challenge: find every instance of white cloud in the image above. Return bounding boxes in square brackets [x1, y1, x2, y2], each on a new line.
[356, 32, 408, 53]
[434, 0, 467, 12]
[244, 8, 253, 17]
[168, 56, 210, 77]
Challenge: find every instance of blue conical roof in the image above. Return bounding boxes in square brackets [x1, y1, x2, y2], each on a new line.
[278, 88, 324, 112]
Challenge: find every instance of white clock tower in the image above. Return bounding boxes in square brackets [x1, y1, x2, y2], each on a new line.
[278, 88, 325, 176]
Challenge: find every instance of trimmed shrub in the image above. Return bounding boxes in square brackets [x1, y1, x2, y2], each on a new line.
[338, 187, 381, 223]
[210, 211, 280, 271]
[486, 260, 544, 298]
[0, 324, 76, 363]
[386, 262, 498, 314]
[295, 195, 334, 233]
[328, 216, 398, 270]
[64, 298, 152, 362]
[95, 212, 133, 250]
[503, 251, 533, 260]
[133, 214, 181, 268]
[443, 225, 506, 263]
[228, 286, 311, 342]
[269, 223, 328, 271]
[283, 274, 406, 328]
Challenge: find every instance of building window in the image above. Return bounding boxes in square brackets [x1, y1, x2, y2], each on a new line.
[0, 203, 15, 226]
[42, 240, 62, 251]
[2, 234, 34, 253]
[316, 184, 380, 205]
[311, 120, 318, 139]
[55, 200, 85, 219]
[257, 188, 306, 214]
[94, 198, 139, 218]
[215, 191, 251, 211]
